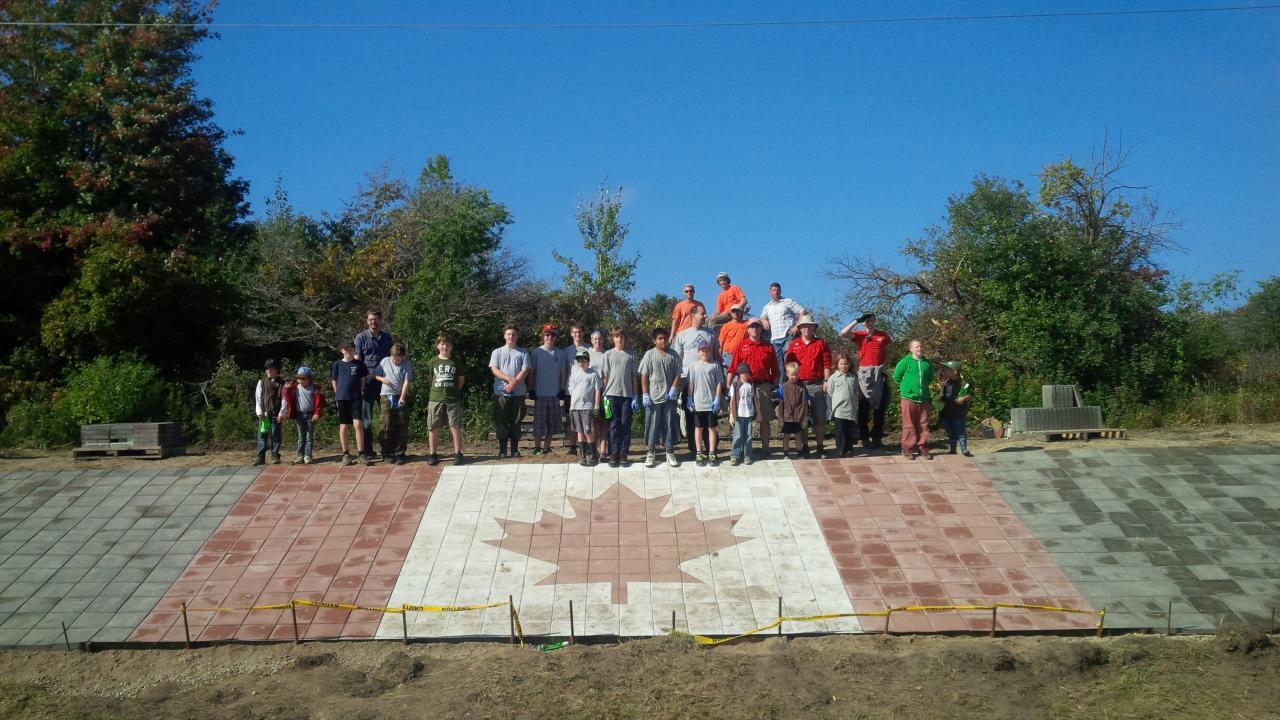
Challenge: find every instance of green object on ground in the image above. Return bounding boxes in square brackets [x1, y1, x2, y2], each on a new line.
[537, 641, 569, 652]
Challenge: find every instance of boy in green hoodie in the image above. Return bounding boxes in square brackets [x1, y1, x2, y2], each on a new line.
[892, 339, 934, 460]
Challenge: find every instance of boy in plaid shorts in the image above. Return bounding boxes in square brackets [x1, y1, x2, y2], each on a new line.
[529, 323, 568, 455]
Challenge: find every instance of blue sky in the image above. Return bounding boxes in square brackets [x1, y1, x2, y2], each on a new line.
[193, 1, 1280, 317]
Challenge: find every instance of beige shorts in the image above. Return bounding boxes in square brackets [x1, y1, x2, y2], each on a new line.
[428, 400, 462, 430]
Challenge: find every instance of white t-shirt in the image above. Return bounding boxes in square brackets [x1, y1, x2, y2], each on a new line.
[735, 380, 755, 419]
[761, 298, 805, 342]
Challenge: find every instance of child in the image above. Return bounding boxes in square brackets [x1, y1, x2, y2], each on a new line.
[638, 327, 681, 468]
[601, 328, 640, 468]
[728, 363, 755, 466]
[374, 342, 413, 465]
[254, 359, 286, 466]
[778, 362, 809, 457]
[567, 347, 603, 466]
[939, 361, 973, 457]
[279, 366, 324, 464]
[827, 354, 861, 457]
[684, 340, 725, 466]
[425, 333, 465, 466]
[330, 342, 370, 466]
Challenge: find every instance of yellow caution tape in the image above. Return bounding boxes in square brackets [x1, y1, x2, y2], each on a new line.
[293, 599, 403, 613]
[511, 605, 526, 648]
[401, 601, 510, 613]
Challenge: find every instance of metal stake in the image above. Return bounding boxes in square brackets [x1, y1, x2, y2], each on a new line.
[672, 609, 677, 634]
[290, 602, 300, 644]
[60, 621, 70, 651]
[989, 606, 998, 637]
[884, 609, 893, 635]
[1095, 607, 1105, 638]
[181, 602, 192, 649]
[1167, 600, 1173, 636]
[777, 597, 783, 636]
[508, 595, 515, 645]
[569, 600, 576, 645]
[401, 611, 409, 645]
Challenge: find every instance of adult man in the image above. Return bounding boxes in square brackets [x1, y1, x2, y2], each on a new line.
[671, 305, 719, 456]
[759, 283, 807, 377]
[354, 310, 393, 461]
[893, 339, 934, 460]
[718, 303, 749, 361]
[729, 318, 779, 456]
[711, 272, 748, 326]
[785, 314, 833, 457]
[669, 283, 707, 338]
[840, 313, 892, 449]
[560, 323, 590, 454]
[528, 324, 568, 456]
[489, 325, 531, 458]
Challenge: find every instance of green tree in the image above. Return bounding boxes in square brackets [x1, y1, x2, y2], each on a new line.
[552, 186, 640, 330]
[0, 0, 248, 370]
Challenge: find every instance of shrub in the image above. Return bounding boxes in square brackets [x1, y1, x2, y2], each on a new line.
[58, 354, 166, 426]
[0, 398, 78, 448]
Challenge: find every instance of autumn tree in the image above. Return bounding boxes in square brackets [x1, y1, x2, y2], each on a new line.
[0, 1, 248, 371]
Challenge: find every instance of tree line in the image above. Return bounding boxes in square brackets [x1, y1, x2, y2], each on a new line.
[1, 1, 1276, 448]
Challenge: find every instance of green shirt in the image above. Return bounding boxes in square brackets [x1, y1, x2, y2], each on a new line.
[892, 355, 933, 403]
[425, 355, 462, 403]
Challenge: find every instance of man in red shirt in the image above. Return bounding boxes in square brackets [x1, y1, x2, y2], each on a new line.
[840, 312, 892, 449]
[711, 272, 748, 326]
[730, 318, 780, 456]
[785, 314, 833, 457]
[669, 283, 706, 338]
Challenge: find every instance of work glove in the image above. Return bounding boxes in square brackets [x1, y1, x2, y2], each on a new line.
[711, 398, 720, 414]
[686, 396, 695, 411]
[630, 396, 639, 413]
[775, 385, 784, 400]
[642, 393, 653, 409]
[667, 386, 678, 402]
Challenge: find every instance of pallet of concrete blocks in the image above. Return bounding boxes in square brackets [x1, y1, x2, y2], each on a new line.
[1008, 385, 1126, 442]
[73, 422, 186, 459]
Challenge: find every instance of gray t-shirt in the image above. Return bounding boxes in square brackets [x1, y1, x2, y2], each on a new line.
[601, 348, 638, 398]
[529, 346, 566, 397]
[587, 348, 608, 375]
[672, 327, 719, 377]
[686, 360, 726, 411]
[489, 345, 530, 396]
[567, 366, 602, 410]
[376, 357, 413, 397]
[638, 348, 680, 403]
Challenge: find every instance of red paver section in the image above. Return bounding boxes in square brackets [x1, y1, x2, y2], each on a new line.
[797, 455, 1096, 633]
[131, 464, 439, 643]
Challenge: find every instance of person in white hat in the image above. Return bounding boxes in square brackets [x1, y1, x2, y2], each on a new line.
[711, 271, 748, 326]
[784, 313, 832, 457]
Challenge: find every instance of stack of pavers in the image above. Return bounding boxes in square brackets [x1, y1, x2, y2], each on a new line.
[1010, 385, 1125, 441]
[72, 423, 185, 459]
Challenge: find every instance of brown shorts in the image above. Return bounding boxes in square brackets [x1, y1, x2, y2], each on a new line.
[752, 382, 775, 423]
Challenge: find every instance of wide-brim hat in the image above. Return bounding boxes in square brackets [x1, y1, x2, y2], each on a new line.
[856, 312, 876, 324]
[715, 271, 730, 281]
[796, 313, 818, 328]
[942, 361, 962, 371]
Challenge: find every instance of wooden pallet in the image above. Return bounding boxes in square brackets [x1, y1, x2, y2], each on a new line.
[1031, 428, 1127, 442]
[72, 445, 184, 460]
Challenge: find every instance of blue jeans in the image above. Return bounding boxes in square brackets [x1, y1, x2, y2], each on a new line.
[256, 418, 281, 459]
[644, 400, 678, 451]
[943, 416, 968, 453]
[606, 395, 633, 457]
[293, 417, 315, 459]
[771, 339, 789, 376]
[731, 417, 753, 460]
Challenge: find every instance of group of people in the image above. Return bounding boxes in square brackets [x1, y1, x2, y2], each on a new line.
[251, 275, 975, 468]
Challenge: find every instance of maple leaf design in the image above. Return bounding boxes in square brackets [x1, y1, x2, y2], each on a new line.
[485, 482, 750, 604]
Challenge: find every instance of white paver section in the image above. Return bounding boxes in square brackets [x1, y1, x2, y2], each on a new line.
[375, 459, 861, 638]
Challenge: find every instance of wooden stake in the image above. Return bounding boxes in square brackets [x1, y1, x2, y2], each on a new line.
[1167, 600, 1173, 636]
[508, 595, 515, 645]
[672, 609, 677, 634]
[569, 600, 576, 645]
[60, 621, 70, 651]
[884, 609, 893, 635]
[777, 597, 783, 636]
[401, 611, 409, 645]
[989, 606, 998, 637]
[290, 602, 300, 644]
[1095, 607, 1105, 638]
[181, 602, 192, 649]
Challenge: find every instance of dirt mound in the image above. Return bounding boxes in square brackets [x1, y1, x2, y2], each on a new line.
[373, 651, 422, 684]
[1213, 623, 1273, 655]
[940, 640, 1018, 672]
[1022, 640, 1109, 676]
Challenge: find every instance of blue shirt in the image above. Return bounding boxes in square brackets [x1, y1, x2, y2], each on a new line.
[354, 329, 393, 373]
[329, 359, 368, 402]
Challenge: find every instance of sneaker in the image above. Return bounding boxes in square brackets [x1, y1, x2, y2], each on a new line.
[252, 456, 265, 467]
[428, 453, 440, 466]
[510, 449, 522, 458]
[341, 453, 353, 466]
[395, 454, 407, 465]
[921, 450, 933, 461]
[293, 455, 303, 464]
[454, 453, 465, 465]
[497, 450, 508, 459]
[709, 453, 719, 466]
[744, 455, 753, 466]
[696, 454, 707, 467]
[730, 457, 741, 466]
[362, 455, 374, 467]
[645, 451, 657, 468]
[304, 455, 314, 464]
[962, 451, 974, 458]
[381, 453, 391, 464]
[272, 455, 282, 464]
[608, 455, 620, 468]
[666, 451, 679, 468]
[567, 445, 578, 456]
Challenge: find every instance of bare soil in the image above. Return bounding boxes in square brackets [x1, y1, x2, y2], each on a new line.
[1, 632, 1277, 720]
[3, 423, 1278, 472]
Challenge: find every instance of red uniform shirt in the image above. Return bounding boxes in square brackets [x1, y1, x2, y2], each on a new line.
[851, 328, 892, 367]
[785, 336, 832, 382]
[730, 339, 779, 385]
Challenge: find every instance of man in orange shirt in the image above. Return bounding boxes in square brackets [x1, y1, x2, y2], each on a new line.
[669, 283, 706, 337]
[719, 303, 749, 360]
[712, 272, 748, 325]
